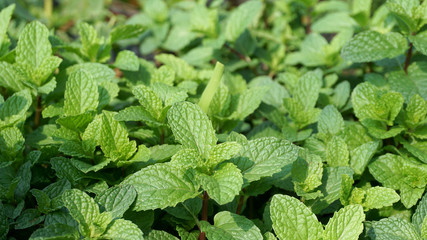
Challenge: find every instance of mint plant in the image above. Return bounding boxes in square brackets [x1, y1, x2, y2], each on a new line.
[1, 0, 427, 239]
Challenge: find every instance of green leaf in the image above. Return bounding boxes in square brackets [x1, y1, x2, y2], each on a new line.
[405, 94, 427, 127]
[341, 31, 408, 62]
[352, 82, 404, 125]
[62, 189, 100, 237]
[168, 102, 217, 158]
[294, 72, 322, 110]
[326, 136, 349, 167]
[362, 187, 400, 211]
[368, 217, 422, 240]
[63, 69, 98, 116]
[14, 208, 44, 229]
[110, 24, 145, 43]
[413, 193, 427, 233]
[318, 105, 344, 137]
[350, 141, 379, 176]
[409, 31, 427, 56]
[232, 137, 299, 184]
[50, 157, 85, 184]
[270, 194, 323, 240]
[67, 62, 115, 83]
[0, 62, 25, 92]
[369, 154, 427, 208]
[199, 163, 243, 205]
[151, 82, 188, 107]
[323, 205, 364, 240]
[155, 54, 197, 81]
[31, 189, 51, 213]
[132, 85, 163, 120]
[386, 0, 420, 33]
[95, 185, 137, 219]
[115, 50, 139, 71]
[207, 211, 263, 239]
[0, 89, 32, 128]
[115, 106, 160, 126]
[16, 21, 53, 75]
[147, 230, 178, 240]
[0, 126, 24, 161]
[292, 150, 323, 198]
[207, 141, 241, 168]
[312, 12, 357, 33]
[100, 111, 137, 162]
[98, 81, 120, 110]
[228, 86, 268, 121]
[29, 224, 80, 240]
[225, 0, 263, 42]
[102, 219, 144, 240]
[122, 163, 200, 210]
[0, 4, 14, 48]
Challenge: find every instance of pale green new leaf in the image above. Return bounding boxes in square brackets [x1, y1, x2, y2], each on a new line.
[294, 72, 322, 110]
[122, 163, 200, 210]
[167, 102, 217, 158]
[67, 63, 115, 83]
[62, 189, 100, 237]
[409, 31, 427, 56]
[323, 205, 364, 240]
[233, 137, 299, 184]
[0, 126, 24, 160]
[368, 218, 422, 240]
[0, 4, 14, 48]
[405, 94, 427, 127]
[229, 86, 268, 120]
[225, 0, 263, 42]
[155, 54, 197, 81]
[110, 24, 145, 43]
[270, 194, 323, 240]
[350, 141, 379, 176]
[16, 21, 52, 72]
[207, 141, 241, 168]
[318, 105, 344, 137]
[292, 150, 323, 197]
[170, 148, 202, 168]
[95, 185, 137, 219]
[132, 85, 163, 120]
[212, 211, 263, 240]
[115, 106, 160, 126]
[363, 187, 400, 211]
[199, 163, 243, 205]
[63, 70, 99, 116]
[0, 61, 25, 92]
[102, 219, 144, 240]
[100, 111, 137, 161]
[115, 50, 139, 71]
[0, 89, 32, 128]
[341, 31, 408, 62]
[326, 136, 349, 167]
[147, 230, 179, 240]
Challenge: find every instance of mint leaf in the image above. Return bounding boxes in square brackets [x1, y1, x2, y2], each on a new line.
[29, 224, 80, 240]
[95, 185, 137, 219]
[0, 89, 32, 128]
[233, 137, 299, 184]
[199, 163, 243, 205]
[167, 102, 217, 158]
[207, 141, 241, 168]
[294, 72, 322, 110]
[132, 85, 163, 120]
[102, 219, 144, 240]
[202, 211, 263, 239]
[362, 187, 400, 211]
[147, 230, 179, 240]
[67, 62, 115, 83]
[413, 193, 427, 234]
[292, 150, 323, 198]
[350, 141, 379, 176]
[323, 205, 364, 240]
[405, 94, 427, 127]
[225, 0, 263, 41]
[0, 4, 14, 48]
[122, 163, 200, 210]
[62, 189, 100, 237]
[318, 105, 344, 137]
[155, 54, 197, 81]
[341, 31, 408, 62]
[326, 136, 349, 167]
[368, 217, 422, 240]
[100, 111, 137, 162]
[115, 50, 139, 71]
[0, 62, 25, 93]
[270, 194, 323, 240]
[110, 24, 145, 43]
[63, 69, 98, 116]
[409, 31, 427, 56]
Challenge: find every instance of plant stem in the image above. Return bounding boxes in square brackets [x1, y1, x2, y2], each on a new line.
[236, 195, 245, 214]
[404, 42, 413, 74]
[198, 62, 224, 113]
[34, 95, 42, 129]
[199, 191, 209, 240]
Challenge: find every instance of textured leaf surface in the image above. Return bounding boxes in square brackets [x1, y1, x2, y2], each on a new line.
[168, 102, 217, 158]
[62, 189, 100, 237]
[213, 211, 263, 240]
[122, 163, 200, 210]
[132, 85, 163, 120]
[318, 105, 344, 137]
[363, 187, 400, 211]
[270, 194, 323, 240]
[368, 218, 422, 240]
[29, 224, 79, 240]
[102, 219, 144, 240]
[323, 205, 364, 240]
[100, 111, 137, 161]
[199, 163, 243, 205]
[95, 185, 137, 219]
[63, 70, 98, 116]
[233, 137, 298, 184]
[341, 31, 408, 62]
[413, 193, 427, 233]
[326, 136, 349, 167]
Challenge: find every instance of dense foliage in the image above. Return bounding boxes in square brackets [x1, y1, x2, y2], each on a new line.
[0, 0, 427, 239]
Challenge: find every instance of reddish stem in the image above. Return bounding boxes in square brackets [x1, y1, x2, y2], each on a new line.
[199, 191, 209, 240]
[34, 95, 42, 129]
[236, 195, 245, 215]
[404, 42, 413, 74]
